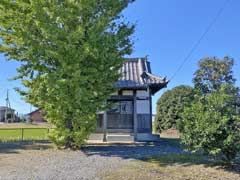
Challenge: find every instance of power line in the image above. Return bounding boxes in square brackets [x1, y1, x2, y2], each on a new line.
[170, 0, 231, 81]
[0, 88, 30, 113]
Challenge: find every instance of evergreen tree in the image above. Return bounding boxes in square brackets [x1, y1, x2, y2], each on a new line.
[193, 56, 235, 94]
[155, 85, 194, 132]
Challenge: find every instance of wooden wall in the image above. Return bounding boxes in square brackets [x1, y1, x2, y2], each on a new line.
[96, 89, 152, 133]
[136, 90, 151, 133]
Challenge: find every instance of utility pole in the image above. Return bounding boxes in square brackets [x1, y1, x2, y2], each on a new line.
[26, 104, 32, 124]
[5, 89, 9, 122]
[5, 89, 13, 123]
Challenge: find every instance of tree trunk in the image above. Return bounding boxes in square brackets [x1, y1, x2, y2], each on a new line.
[65, 117, 75, 149]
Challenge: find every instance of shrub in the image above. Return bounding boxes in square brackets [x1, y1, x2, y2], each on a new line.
[181, 84, 240, 162]
[155, 85, 194, 132]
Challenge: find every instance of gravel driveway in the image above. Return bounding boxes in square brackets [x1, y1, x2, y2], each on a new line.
[0, 140, 183, 180]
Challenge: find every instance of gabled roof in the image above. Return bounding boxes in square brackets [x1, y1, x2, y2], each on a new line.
[114, 57, 169, 94]
[28, 108, 41, 116]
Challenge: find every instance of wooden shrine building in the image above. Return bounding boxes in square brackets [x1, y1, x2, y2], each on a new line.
[93, 57, 169, 142]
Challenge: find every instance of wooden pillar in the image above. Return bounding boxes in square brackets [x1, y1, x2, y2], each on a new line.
[148, 88, 153, 133]
[133, 91, 138, 141]
[103, 111, 107, 142]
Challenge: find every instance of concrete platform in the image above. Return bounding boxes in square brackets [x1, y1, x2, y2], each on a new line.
[86, 140, 137, 145]
[88, 133, 160, 143]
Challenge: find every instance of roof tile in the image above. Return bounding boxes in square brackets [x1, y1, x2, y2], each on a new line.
[114, 57, 169, 93]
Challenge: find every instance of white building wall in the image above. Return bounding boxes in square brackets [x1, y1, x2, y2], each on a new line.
[136, 90, 150, 114]
[136, 90, 148, 98]
[122, 90, 133, 95]
[0, 110, 5, 122]
[136, 100, 150, 114]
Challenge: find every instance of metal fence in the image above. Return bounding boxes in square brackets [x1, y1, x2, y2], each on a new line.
[0, 128, 51, 142]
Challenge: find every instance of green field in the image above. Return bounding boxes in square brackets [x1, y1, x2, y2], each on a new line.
[0, 128, 50, 141]
[0, 123, 52, 142]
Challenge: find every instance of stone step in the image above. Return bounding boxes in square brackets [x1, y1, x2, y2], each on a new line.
[106, 134, 134, 142]
[89, 133, 160, 142]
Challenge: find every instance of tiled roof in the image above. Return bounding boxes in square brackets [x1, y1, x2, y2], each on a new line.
[114, 57, 169, 94]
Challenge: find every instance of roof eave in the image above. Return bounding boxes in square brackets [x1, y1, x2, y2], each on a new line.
[149, 80, 169, 95]
[114, 80, 169, 95]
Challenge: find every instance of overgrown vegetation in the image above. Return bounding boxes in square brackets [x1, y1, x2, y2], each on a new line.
[0, 0, 134, 148]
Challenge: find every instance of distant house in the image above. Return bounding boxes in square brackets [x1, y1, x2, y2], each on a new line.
[0, 106, 17, 123]
[28, 109, 47, 123]
[94, 57, 169, 142]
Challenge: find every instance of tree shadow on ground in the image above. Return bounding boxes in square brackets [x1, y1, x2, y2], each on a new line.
[143, 153, 240, 175]
[83, 137, 240, 175]
[82, 138, 183, 160]
[0, 140, 53, 154]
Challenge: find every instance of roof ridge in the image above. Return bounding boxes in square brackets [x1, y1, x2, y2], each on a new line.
[124, 57, 147, 61]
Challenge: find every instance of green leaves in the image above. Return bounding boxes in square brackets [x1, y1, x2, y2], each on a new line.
[177, 56, 240, 161]
[193, 56, 235, 94]
[181, 84, 240, 161]
[157, 56, 240, 162]
[155, 85, 194, 132]
[0, 0, 134, 148]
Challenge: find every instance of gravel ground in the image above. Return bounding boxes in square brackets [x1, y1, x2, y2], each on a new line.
[0, 140, 183, 180]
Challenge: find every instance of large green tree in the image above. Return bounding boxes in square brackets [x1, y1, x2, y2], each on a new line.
[155, 85, 194, 133]
[181, 56, 240, 162]
[193, 56, 235, 94]
[181, 84, 240, 161]
[0, 0, 134, 148]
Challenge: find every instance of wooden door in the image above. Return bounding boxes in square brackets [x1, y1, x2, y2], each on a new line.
[107, 101, 133, 129]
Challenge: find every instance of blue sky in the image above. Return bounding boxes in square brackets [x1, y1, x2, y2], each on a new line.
[0, 0, 240, 114]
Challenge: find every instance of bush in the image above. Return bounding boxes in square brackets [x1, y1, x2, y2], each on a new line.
[181, 84, 240, 162]
[155, 85, 194, 132]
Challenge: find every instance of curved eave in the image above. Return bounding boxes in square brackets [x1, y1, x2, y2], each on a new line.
[114, 67, 169, 94]
[142, 72, 169, 95]
[149, 80, 169, 95]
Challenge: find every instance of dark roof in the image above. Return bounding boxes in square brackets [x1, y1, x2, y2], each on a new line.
[114, 57, 169, 94]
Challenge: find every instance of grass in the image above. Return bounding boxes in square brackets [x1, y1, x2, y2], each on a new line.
[146, 153, 208, 165]
[159, 129, 181, 147]
[0, 122, 52, 128]
[103, 129, 240, 180]
[103, 154, 240, 180]
[0, 123, 52, 142]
